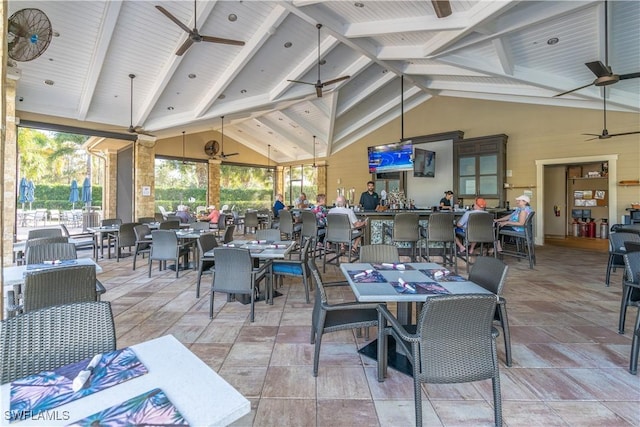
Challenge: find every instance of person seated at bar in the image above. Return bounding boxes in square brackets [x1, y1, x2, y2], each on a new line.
[328, 196, 366, 253]
[273, 194, 286, 218]
[294, 192, 309, 209]
[200, 205, 220, 224]
[455, 197, 487, 255]
[175, 205, 192, 223]
[439, 190, 454, 210]
[311, 194, 328, 243]
[494, 194, 533, 252]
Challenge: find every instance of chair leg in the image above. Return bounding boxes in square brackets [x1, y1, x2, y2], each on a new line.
[630, 312, 639, 374]
[209, 290, 215, 319]
[196, 262, 204, 298]
[605, 255, 614, 286]
[498, 302, 512, 367]
[313, 333, 323, 377]
[492, 347, 503, 426]
[412, 343, 423, 427]
[619, 286, 631, 334]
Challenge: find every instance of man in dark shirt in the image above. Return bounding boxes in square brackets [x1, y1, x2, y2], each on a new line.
[359, 181, 380, 211]
[273, 193, 286, 218]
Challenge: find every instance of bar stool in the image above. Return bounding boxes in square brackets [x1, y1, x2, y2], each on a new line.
[301, 210, 324, 259]
[458, 212, 497, 273]
[382, 213, 421, 261]
[423, 212, 457, 273]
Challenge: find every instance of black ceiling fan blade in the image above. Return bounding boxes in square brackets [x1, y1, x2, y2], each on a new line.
[619, 72, 640, 81]
[554, 81, 595, 97]
[155, 6, 192, 34]
[201, 35, 245, 46]
[175, 38, 194, 56]
[321, 75, 351, 87]
[288, 79, 315, 86]
[609, 130, 640, 137]
[432, 0, 452, 18]
[223, 152, 239, 158]
[585, 61, 611, 78]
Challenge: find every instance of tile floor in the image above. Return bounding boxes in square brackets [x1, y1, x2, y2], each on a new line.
[93, 241, 639, 426]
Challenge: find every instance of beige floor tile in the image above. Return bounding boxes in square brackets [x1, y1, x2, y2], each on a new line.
[218, 366, 268, 398]
[270, 342, 314, 366]
[224, 342, 274, 367]
[601, 401, 640, 425]
[253, 398, 316, 427]
[317, 399, 380, 426]
[501, 401, 568, 426]
[316, 366, 371, 399]
[262, 366, 316, 398]
[548, 401, 634, 426]
[375, 399, 441, 426]
[431, 400, 498, 426]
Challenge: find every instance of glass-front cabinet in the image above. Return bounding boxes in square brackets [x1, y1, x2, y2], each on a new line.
[453, 134, 507, 206]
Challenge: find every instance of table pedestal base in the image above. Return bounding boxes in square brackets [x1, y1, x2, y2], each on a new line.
[358, 336, 413, 377]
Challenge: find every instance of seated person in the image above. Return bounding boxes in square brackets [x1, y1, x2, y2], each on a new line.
[455, 198, 487, 255]
[201, 205, 220, 224]
[327, 196, 366, 252]
[273, 193, 286, 218]
[294, 192, 310, 209]
[311, 194, 328, 242]
[175, 205, 193, 223]
[495, 194, 533, 251]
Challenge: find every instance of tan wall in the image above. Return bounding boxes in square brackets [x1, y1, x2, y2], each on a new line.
[325, 96, 640, 221]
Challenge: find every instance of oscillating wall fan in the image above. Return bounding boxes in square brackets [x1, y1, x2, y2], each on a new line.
[8, 8, 52, 62]
[208, 116, 238, 159]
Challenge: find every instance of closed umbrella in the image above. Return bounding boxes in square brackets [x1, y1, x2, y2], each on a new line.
[82, 177, 92, 208]
[18, 177, 28, 209]
[69, 179, 79, 209]
[26, 180, 36, 210]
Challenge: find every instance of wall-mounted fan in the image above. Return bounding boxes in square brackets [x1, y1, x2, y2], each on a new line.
[209, 116, 238, 159]
[288, 24, 351, 98]
[8, 8, 52, 62]
[124, 74, 155, 137]
[156, 0, 245, 56]
[555, 1, 640, 97]
[584, 87, 640, 140]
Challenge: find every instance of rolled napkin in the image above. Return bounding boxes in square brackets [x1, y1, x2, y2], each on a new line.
[267, 244, 286, 249]
[43, 260, 62, 265]
[223, 243, 235, 247]
[382, 263, 405, 270]
[354, 269, 374, 279]
[433, 269, 449, 280]
[398, 277, 415, 292]
[250, 240, 267, 244]
[72, 353, 102, 392]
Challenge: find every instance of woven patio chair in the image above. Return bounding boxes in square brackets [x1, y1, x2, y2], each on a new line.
[359, 244, 400, 264]
[196, 233, 218, 298]
[377, 294, 501, 426]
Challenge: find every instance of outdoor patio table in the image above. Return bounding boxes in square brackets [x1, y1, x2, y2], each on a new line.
[0, 334, 250, 426]
[86, 225, 120, 259]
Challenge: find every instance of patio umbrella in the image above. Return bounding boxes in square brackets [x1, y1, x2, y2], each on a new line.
[82, 177, 92, 208]
[18, 177, 27, 209]
[26, 180, 36, 210]
[69, 179, 79, 209]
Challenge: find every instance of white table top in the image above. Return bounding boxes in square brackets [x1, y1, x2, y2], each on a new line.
[340, 262, 491, 303]
[1, 334, 250, 426]
[205, 240, 296, 259]
[13, 238, 92, 254]
[3, 258, 103, 288]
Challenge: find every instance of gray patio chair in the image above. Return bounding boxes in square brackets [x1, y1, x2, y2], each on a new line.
[272, 238, 313, 304]
[210, 247, 270, 322]
[377, 294, 502, 427]
[243, 211, 260, 235]
[255, 228, 281, 242]
[132, 224, 152, 270]
[23, 236, 69, 265]
[148, 230, 191, 278]
[619, 251, 640, 336]
[606, 231, 640, 286]
[6, 265, 99, 317]
[308, 263, 379, 377]
[25, 241, 77, 265]
[423, 212, 457, 273]
[27, 228, 63, 240]
[498, 211, 536, 269]
[137, 217, 155, 224]
[192, 221, 211, 232]
[458, 212, 497, 272]
[60, 223, 97, 259]
[159, 220, 180, 230]
[112, 222, 140, 261]
[323, 213, 361, 272]
[383, 212, 421, 261]
[0, 301, 116, 384]
[196, 233, 218, 298]
[358, 244, 400, 264]
[469, 256, 511, 366]
[222, 225, 236, 244]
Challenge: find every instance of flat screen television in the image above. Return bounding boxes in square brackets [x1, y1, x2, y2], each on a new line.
[413, 148, 435, 177]
[368, 140, 413, 173]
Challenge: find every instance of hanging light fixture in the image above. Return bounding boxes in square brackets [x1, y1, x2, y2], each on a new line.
[267, 144, 273, 176]
[312, 135, 317, 168]
[181, 130, 186, 164]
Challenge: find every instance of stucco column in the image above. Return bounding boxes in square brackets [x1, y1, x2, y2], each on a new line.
[103, 150, 118, 220]
[316, 161, 327, 197]
[134, 137, 156, 219]
[208, 158, 221, 207]
[275, 166, 284, 198]
[2, 77, 17, 267]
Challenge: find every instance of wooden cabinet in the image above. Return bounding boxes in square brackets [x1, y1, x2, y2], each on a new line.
[453, 134, 507, 205]
[566, 162, 609, 237]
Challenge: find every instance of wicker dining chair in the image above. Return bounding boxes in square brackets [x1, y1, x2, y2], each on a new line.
[25, 242, 77, 265]
[308, 263, 379, 377]
[132, 224, 152, 270]
[196, 233, 218, 298]
[423, 212, 457, 273]
[359, 244, 400, 264]
[159, 220, 181, 230]
[112, 222, 140, 261]
[459, 212, 497, 272]
[0, 301, 116, 385]
[383, 212, 421, 261]
[27, 228, 63, 240]
[272, 238, 313, 303]
[243, 211, 260, 235]
[148, 230, 191, 278]
[256, 229, 281, 242]
[469, 256, 511, 366]
[377, 294, 502, 427]
[606, 231, 640, 286]
[323, 213, 361, 272]
[498, 211, 536, 269]
[210, 247, 270, 322]
[619, 251, 640, 335]
[222, 225, 236, 244]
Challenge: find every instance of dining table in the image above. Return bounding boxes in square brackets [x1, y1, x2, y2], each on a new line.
[86, 225, 120, 259]
[0, 334, 250, 426]
[340, 261, 492, 375]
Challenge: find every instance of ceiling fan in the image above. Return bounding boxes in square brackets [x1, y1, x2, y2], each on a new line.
[155, 0, 245, 56]
[584, 87, 640, 140]
[124, 74, 154, 137]
[288, 24, 351, 98]
[206, 116, 239, 159]
[555, 0, 640, 97]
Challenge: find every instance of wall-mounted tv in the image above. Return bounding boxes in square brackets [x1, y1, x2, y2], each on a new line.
[413, 148, 436, 177]
[368, 140, 413, 173]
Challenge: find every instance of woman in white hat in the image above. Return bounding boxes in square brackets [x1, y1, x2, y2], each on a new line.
[494, 194, 532, 233]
